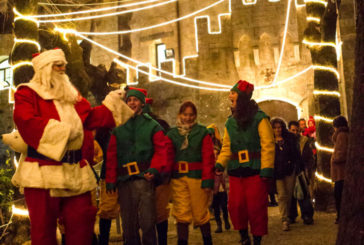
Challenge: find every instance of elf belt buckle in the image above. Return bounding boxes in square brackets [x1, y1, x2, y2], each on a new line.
[178, 161, 189, 173]
[238, 150, 250, 164]
[123, 161, 140, 175]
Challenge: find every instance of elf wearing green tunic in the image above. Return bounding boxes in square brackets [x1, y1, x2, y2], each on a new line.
[105, 87, 170, 245]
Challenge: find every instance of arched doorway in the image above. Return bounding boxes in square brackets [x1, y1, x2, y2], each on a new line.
[257, 99, 299, 123]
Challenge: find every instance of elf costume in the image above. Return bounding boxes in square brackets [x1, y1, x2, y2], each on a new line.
[167, 120, 215, 245]
[216, 80, 275, 243]
[105, 87, 171, 245]
[11, 49, 133, 245]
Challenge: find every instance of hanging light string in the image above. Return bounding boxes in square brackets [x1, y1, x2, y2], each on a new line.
[315, 171, 333, 184]
[32, 0, 162, 18]
[271, 0, 292, 85]
[64, 0, 225, 35]
[37, 0, 177, 23]
[39, 0, 138, 7]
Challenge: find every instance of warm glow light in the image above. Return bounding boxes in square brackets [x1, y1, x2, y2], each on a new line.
[39, 0, 136, 6]
[14, 38, 40, 51]
[315, 142, 334, 153]
[13, 8, 39, 27]
[306, 16, 320, 23]
[314, 115, 334, 123]
[194, 13, 231, 52]
[11, 61, 32, 71]
[313, 90, 341, 97]
[302, 39, 337, 49]
[38, 0, 177, 23]
[304, 0, 327, 6]
[74, 0, 225, 35]
[313, 65, 340, 79]
[256, 66, 313, 90]
[12, 205, 29, 216]
[272, 0, 293, 85]
[114, 59, 230, 91]
[295, 0, 306, 8]
[242, 0, 257, 5]
[315, 171, 333, 184]
[32, 0, 161, 18]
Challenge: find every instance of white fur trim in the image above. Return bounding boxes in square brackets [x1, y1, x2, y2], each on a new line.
[37, 119, 71, 161]
[53, 100, 84, 150]
[1, 130, 27, 154]
[12, 160, 97, 197]
[102, 90, 134, 126]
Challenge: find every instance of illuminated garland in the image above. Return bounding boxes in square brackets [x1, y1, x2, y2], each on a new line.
[67, 0, 225, 35]
[271, 0, 292, 85]
[32, 0, 161, 18]
[315, 142, 334, 153]
[14, 38, 41, 51]
[255, 97, 302, 119]
[312, 65, 340, 79]
[315, 171, 333, 184]
[11, 61, 32, 71]
[306, 16, 320, 23]
[313, 90, 341, 97]
[313, 115, 334, 123]
[13, 8, 39, 27]
[12, 205, 29, 216]
[37, 0, 177, 23]
[304, 0, 327, 7]
[38, 0, 136, 6]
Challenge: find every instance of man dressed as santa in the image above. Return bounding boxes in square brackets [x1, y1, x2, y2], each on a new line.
[11, 49, 133, 245]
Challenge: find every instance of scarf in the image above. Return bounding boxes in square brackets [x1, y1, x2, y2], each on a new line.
[176, 117, 196, 150]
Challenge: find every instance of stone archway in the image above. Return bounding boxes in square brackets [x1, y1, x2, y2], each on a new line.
[257, 99, 298, 123]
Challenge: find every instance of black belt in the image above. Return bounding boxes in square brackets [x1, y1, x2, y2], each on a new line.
[27, 146, 82, 164]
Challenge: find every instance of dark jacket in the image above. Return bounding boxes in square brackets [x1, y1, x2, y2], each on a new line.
[330, 127, 349, 182]
[274, 132, 302, 179]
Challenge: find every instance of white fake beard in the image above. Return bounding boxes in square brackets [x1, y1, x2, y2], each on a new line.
[49, 71, 79, 104]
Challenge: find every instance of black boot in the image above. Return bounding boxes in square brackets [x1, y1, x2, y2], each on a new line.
[177, 223, 189, 245]
[239, 229, 250, 245]
[214, 219, 222, 233]
[98, 218, 112, 245]
[202, 235, 213, 245]
[61, 234, 66, 245]
[200, 222, 213, 245]
[253, 236, 261, 245]
[223, 214, 230, 230]
[156, 220, 168, 245]
[177, 240, 188, 245]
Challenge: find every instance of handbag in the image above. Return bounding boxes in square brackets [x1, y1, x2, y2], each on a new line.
[293, 171, 310, 200]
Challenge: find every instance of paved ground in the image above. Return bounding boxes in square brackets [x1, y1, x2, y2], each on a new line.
[106, 206, 338, 245]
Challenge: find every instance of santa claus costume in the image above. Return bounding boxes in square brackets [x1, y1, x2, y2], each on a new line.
[11, 49, 133, 245]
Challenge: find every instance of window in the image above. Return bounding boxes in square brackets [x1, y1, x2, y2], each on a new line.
[0, 58, 12, 90]
[156, 43, 167, 70]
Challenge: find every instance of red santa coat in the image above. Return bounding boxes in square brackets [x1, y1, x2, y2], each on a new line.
[12, 84, 133, 197]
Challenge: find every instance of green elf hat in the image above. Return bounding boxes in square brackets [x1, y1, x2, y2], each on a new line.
[231, 80, 254, 98]
[143, 98, 153, 114]
[126, 87, 147, 104]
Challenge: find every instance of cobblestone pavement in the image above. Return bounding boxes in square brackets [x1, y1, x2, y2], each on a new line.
[107, 206, 338, 245]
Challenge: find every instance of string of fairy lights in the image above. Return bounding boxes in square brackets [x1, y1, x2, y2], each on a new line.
[5, 0, 341, 222]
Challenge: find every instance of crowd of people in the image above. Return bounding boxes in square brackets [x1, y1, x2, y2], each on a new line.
[4, 49, 349, 245]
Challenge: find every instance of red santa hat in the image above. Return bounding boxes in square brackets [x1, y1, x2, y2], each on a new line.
[32, 49, 67, 72]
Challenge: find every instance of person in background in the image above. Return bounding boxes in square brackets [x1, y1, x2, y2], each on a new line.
[331, 116, 349, 224]
[303, 116, 316, 139]
[207, 124, 231, 234]
[167, 101, 215, 245]
[105, 87, 170, 245]
[216, 80, 275, 245]
[288, 121, 314, 225]
[271, 118, 302, 231]
[298, 118, 307, 135]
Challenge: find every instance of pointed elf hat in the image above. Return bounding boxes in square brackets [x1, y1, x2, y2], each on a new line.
[126, 87, 147, 104]
[231, 80, 254, 97]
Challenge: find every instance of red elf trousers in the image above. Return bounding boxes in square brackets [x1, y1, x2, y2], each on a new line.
[228, 174, 268, 236]
[24, 188, 97, 245]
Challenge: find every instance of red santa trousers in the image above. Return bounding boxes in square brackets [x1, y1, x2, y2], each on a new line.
[228, 175, 268, 236]
[24, 188, 97, 245]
